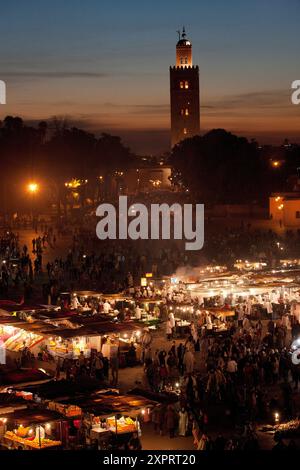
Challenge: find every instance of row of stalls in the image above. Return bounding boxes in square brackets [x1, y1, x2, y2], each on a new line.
[1, 264, 300, 360]
[0, 310, 148, 369]
[0, 292, 163, 366]
[132, 264, 300, 336]
[0, 381, 159, 450]
[67, 291, 163, 329]
[166, 268, 300, 316]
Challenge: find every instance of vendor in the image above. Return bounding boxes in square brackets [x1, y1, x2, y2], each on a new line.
[205, 312, 213, 330]
[135, 304, 142, 320]
[168, 311, 175, 335]
[103, 300, 111, 314]
[71, 295, 81, 310]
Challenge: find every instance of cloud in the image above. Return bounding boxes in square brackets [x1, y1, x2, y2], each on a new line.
[204, 89, 292, 112]
[102, 102, 170, 115]
[0, 71, 108, 79]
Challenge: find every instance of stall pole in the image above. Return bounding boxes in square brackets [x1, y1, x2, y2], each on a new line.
[115, 416, 118, 438]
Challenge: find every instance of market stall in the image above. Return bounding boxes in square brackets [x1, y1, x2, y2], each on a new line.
[0, 408, 65, 449]
[44, 321, 142, 366]
[49, 392, 157, 449]
[0, 323, 45, 353]
[135, 299, 163, 329]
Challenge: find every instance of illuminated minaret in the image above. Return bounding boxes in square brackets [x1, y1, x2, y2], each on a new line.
[170, 27, 200, 148]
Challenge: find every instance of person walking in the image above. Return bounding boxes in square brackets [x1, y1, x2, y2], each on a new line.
[178, 407, 189, 437]
[183, 348, 195, 374]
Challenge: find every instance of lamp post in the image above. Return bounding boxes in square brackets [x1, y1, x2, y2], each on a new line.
[27, 182, 39, 227]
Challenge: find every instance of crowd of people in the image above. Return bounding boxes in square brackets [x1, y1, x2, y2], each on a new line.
[144, 313, 300, 450]
[2, 220, 300, 450]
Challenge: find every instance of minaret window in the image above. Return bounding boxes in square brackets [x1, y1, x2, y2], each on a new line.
[180, 108, 189, 116]
[180, 81, 184, 89]
[183, 128, 188, 135]
[185, 81, 189, 89]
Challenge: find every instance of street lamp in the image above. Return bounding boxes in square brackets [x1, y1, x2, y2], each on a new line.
[27, 182, 39, 194]
[27, 182, 39, 226]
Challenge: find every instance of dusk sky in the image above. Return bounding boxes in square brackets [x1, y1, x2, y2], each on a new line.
[0, 0, 299, 154]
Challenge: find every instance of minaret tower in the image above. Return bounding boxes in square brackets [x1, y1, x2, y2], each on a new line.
[170, 27, 200, 148]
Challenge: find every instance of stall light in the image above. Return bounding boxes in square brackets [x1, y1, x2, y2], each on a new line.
[123, 334, 128, 338]
[274, 412, 280, 423]
[141, 409, 145, 415]
[38, 368, 47, 374]
[45, 423, 51, 430]
[175, 382, 180, 388]
[28, 428, 33, 435]
[136, 331, 141, 337]
[0, 418, 7, 423]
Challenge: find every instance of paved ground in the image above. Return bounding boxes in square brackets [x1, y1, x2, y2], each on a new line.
[141, 423, 195, 450]
[17, 228, 72, 267]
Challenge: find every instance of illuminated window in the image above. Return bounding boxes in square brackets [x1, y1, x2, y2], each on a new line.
[183, 128, 188, 135]
[185, 108, 189, 116]
[185, 57, 188, 64]
[180, 58, 184, 65]
[185, 81, 189, 89]
[180, 81, 184, 89]
[180, 109, 184, 116]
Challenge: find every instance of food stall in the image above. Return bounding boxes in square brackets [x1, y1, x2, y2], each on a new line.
[0, 408, 65, 449]
[45, 321, 142, 366]
[65, 291, 134, 315]
[46, 326, 100, 359]
[0, 301, 59, 321]
[50, 392, 157, 449]
[135, 299, 163, 329]
[0, 323, 45, 353]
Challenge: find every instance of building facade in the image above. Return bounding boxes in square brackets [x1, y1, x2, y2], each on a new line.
[170, 28, 200, 148]
[270, 193, 300, 227]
